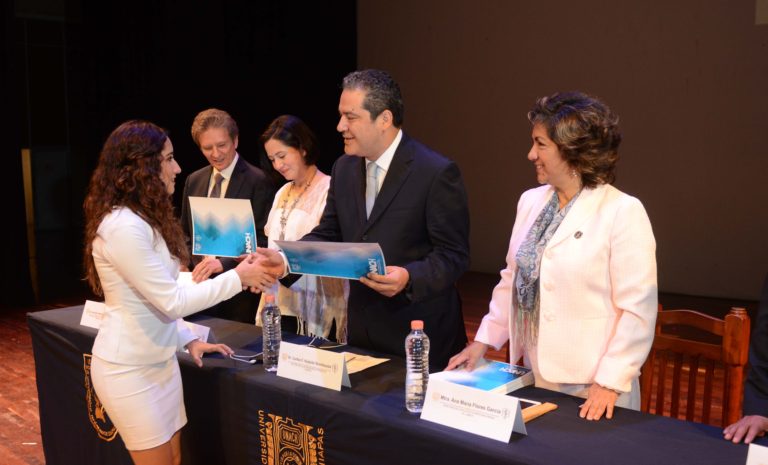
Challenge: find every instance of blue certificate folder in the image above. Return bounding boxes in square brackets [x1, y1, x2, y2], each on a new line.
[430, 359, 534, 394]
[189, 197, 257, 257]
[275, 240, 386, 280]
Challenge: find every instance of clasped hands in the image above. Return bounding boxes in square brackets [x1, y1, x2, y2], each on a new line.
[232, 250, 284, 293]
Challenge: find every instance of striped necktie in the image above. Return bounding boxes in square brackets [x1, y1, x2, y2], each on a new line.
[209, 173, 224, 198]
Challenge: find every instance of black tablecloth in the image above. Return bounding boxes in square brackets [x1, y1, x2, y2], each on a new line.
[28, 306, 760, 465]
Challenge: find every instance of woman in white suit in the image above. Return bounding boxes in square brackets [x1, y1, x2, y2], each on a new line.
[83, 120, 275, 465]
[447, 92, 657, 421]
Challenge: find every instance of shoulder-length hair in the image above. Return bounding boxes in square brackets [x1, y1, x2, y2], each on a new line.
[528, 91, 621, 188]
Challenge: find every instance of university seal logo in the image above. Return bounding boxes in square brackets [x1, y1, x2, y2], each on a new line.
[83, 354, 118, 441]
[259, 410, 325, 465]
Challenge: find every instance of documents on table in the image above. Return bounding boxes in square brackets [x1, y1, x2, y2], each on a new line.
[275, 240, 386, 280]
[189, 196, 256, 257]
[421, 378, 527, 442]
[343, 352, 389, 374]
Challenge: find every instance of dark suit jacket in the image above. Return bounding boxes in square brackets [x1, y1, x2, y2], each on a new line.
[296, 133, 470, 368]
[744, 273, 768, 415]
[180, 155, 275, 323]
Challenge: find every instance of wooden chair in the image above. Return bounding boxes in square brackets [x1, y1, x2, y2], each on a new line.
[640, 306, 750, 427]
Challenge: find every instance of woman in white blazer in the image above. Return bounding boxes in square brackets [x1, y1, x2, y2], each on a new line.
[447, 92, 657, 421]
[82, 121, 275, 465]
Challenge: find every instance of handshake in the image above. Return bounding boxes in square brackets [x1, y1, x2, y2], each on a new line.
[192, 248, 286, 293]
[235, 248, 287, 293]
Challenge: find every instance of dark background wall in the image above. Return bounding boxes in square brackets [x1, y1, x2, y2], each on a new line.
[358, 0, 768, 299]
[5, 0, 356, 307]
[7, 0, 767, 307]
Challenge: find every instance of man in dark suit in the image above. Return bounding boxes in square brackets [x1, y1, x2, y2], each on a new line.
[180, 108, 275, 323]
[260, 69, 470, 368]
[724, 273, 768, 443]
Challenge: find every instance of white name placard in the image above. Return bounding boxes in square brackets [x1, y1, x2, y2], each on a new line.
[276, 341, 350, 391]
[747, 443, 768, 465]
[80, 300, 106, 329]
[421, 378, 526, 442]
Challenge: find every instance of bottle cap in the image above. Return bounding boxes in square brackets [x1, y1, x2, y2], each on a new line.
[265, 294, 276, 304]
[410, 320, 424, 330]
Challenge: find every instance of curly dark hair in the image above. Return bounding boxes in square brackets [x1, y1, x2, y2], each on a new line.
[83, 120, 190, 295]
[528, 92, 621, 188]
[260, 114, 319, 166]
[342, 69, 404, 127]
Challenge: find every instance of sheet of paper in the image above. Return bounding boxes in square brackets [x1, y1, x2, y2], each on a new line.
[80, 300, 106, 329]
[342, 352, 389, 374]
[189, 196, 256, 257]
[277, 342, 350, 391]
[747, 443, 768, 465]
[275, 240, 386, 280]
[421, 378, 526, 442]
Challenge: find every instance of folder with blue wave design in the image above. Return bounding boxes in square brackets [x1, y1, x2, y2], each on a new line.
[430, 359, 534, 394]
[275, 240, 386, 280]
[189, 197, 257, 257]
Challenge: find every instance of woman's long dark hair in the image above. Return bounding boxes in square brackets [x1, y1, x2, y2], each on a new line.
[83, 120, 190, 295]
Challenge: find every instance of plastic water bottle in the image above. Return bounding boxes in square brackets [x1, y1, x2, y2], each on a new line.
[405, 320, 430, 413]
[261, 293, 281, 372]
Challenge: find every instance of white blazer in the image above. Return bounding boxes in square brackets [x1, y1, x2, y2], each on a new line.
[91, 207, 243, 365]
[475, 184, 657, 392]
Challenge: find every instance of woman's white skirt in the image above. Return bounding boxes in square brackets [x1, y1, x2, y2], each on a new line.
[90, 355, 187, 451]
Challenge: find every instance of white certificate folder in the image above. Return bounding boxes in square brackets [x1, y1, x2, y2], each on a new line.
[275, 240, 386, 280]
[189, 197, 257, 257]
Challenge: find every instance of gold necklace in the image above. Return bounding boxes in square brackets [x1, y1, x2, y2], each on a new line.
[278, 169, 317, 240]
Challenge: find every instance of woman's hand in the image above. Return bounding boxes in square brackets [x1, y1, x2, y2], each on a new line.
[579, 383, 619, 420]
[234, 254, 278, 292]
[445, 341, 489, 371]
[723, 415, 768, 443]
[186, 340, 234, 368]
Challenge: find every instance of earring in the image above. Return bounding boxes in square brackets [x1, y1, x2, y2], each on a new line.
[570, 169, 578, 178]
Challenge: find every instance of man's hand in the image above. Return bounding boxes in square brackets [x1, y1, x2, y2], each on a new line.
[255, 248, 288, 277]
[724, 415, 768, 443]
[191, 256, 223, 283]
[360, 266, 409, 297]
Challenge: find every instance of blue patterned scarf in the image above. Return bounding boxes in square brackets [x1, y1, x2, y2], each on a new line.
[514, 190, 580, 347]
